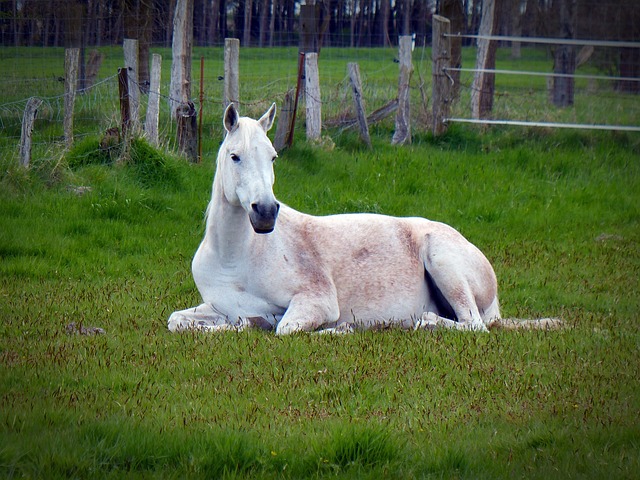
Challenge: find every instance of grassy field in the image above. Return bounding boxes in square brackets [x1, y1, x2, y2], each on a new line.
[1, 47, 640, 478]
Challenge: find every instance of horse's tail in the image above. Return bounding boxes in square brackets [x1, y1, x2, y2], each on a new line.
[487, 318, 564, 330]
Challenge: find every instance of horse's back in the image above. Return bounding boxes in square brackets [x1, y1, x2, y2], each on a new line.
[275, 208, 436, 325]
[277, 207, 498, 326]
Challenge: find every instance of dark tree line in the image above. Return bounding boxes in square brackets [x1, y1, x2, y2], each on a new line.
[1, 1, 637, 49]
[1, 0, 637, 91]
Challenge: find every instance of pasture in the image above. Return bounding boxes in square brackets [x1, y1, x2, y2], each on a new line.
[1, 46, 639, 478]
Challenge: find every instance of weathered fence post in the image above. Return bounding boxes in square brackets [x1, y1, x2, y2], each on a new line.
[432, 15, 451, 136]
[19, 97, 43, 168]
[438, 0, 463, 99]
[64, 48, 79, 149]
[347, 62, 371, 147]
[123, 38, 140, 133]
[177, 102, 198, 162]
[471, 0, 499, 119]
[224, 38, 240, 109]
[274, 89, 295, 152]
[305, 52, 322, 141]
[169, 0, 193, 118]
[145, 53, 162, 146]
[392, 35, 413, 145]
[118, 67, 131, 138]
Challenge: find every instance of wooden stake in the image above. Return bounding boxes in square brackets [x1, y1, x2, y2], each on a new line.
[19, 97, 43, 168]
[177, 101, 198, 162]
[392, 36, 413, 145]
[224, 38, 240, 109]
[274, 89, 295, 152]
[432, 15, 451, 136]
[118, 67, 131, 138]
[123, 38, 140, 133]
[305, 52, 322, 141]
[63, 48, 79, 149]
[145, 53, 162, 146]
[169, 0, 193, 118]
[285, 52, 306, 148]
[347, 62, 371, 147]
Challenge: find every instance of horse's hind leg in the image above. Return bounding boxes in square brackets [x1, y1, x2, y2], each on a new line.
[168, 303, 237, 332]
[418, 231, 498, 332]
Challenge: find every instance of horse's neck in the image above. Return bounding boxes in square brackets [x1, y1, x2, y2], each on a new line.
[205, 175, 253, 260]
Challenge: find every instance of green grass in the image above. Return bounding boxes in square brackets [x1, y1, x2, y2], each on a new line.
[1, 46, 639, 478]
[1, 124, 639, 478]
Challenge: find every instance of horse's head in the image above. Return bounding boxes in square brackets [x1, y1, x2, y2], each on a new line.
[218, 103, 280, 234]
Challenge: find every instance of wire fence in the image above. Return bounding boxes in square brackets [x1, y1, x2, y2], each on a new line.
[0, 38, 638, 170]
[440, 33, 640, 133]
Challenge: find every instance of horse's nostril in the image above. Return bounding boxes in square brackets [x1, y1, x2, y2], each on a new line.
[252, 202, 279, 216]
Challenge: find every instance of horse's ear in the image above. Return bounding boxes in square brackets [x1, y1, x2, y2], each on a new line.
[258, 103, 277, 132]
[224, 103, 239, 133]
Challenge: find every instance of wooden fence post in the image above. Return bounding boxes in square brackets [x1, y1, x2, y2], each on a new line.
[471, 0, 498, 119]
[169, 0, 193, 119]
[118, 67, 131, 138]
[145, 53, 162, 146]
[123, 38, 140, 133]
[438, 0, 463, 99]
[177, 101, 198, 162]
[347, 62, 371, 147]
[224, 38, 240, 109]
[432, 15, 451, 136]
[64, 48, 79, 149]
[19, 97, 43, 168]
[274, 89, 295, 152]
[305, 52, 322, 141]
[392, 35, 413, 145]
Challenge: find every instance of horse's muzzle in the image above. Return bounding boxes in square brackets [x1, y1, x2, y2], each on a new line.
[249, 201, 280, 234]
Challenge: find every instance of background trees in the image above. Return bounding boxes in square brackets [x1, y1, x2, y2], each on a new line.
[1, 1, 636, 51]
[1, 1, 637, 90]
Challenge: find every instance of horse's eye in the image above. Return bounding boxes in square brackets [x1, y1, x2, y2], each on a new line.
[231, 153, 240, 163]
[271, 156, 277, 163]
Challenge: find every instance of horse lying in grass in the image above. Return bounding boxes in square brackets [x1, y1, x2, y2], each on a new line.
[168, 104, 560, 334]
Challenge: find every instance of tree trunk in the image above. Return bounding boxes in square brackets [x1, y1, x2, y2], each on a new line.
[551, 0, 577, 107]
[471, 0, 502, 119]
[618, 48, 640, 94]
[378, 0, 390, 47]
[259, 0, 270, 47]
[243, 0, 253, 46]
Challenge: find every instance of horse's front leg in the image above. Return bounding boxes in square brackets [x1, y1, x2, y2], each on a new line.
[275, 292, 340, 335]
[168, 303, 236, 332]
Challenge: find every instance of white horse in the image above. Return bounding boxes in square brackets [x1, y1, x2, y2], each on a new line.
[168, 104, 559, 334]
